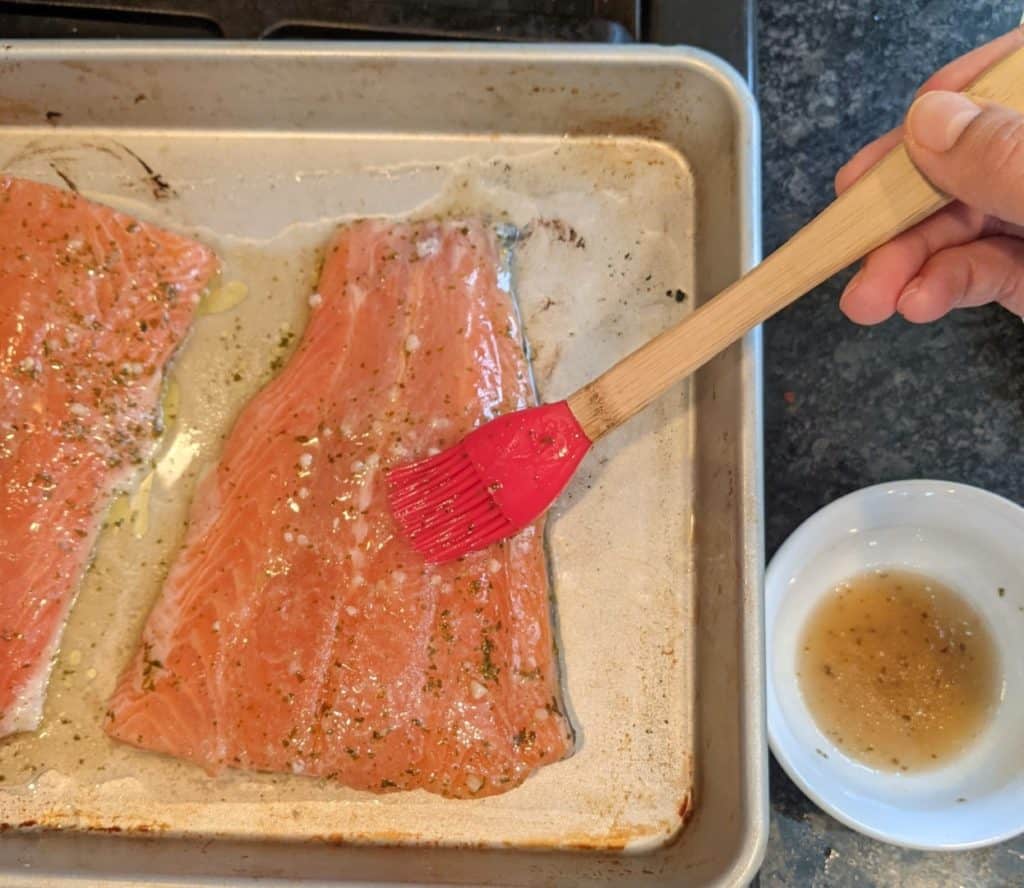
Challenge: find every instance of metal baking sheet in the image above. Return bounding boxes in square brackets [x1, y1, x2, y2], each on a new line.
[0, 42, 765, 886]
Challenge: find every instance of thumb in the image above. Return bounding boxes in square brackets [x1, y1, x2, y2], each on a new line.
[905, 91, 1024, 227]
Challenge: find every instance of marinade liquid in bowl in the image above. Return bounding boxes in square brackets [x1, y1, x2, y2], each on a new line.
[797, 569, 1001, 772]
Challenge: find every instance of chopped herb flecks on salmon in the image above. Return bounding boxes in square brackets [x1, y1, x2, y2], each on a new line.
[0, 175, 217, 737]
[106, 219, 572, 798]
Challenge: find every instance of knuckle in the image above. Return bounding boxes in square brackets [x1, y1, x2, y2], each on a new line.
[992, 244, 1024, 303]
[978, 113, 1024, 179]
[960, 251, 982, 302]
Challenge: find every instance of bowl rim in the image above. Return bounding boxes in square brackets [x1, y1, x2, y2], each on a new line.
[765, 478, 1024, 850]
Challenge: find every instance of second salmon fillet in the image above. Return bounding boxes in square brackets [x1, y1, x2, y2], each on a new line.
[0, 175, 217, 739]
[107, 219, 573, 798]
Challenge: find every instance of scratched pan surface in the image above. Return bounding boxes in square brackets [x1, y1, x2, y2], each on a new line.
[0, 43, 765, 886]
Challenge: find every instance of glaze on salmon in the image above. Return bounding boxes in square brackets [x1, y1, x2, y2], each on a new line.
[106, 219, 573, 798]
[0, 175, 218, 737]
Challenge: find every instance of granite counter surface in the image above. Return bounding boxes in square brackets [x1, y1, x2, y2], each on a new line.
[758, 1, 1023, 884]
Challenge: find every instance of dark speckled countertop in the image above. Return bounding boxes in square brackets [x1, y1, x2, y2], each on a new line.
[757, 1, 1024, 885]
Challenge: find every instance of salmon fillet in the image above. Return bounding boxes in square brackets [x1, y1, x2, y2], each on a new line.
[106, 219, 573, 798]
[0, 175, 218, 737]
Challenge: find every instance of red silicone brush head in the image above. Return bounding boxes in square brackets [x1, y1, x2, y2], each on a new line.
[387, 401, 592, 562]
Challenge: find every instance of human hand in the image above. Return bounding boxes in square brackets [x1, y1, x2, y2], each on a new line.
[836, 27, 1024, 324]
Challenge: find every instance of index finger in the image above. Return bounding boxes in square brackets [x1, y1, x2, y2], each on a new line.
[835, 126, 902, 194]
[835, 26, 1024, 195]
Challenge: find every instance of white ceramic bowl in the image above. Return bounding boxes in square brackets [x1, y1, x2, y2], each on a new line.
[766, 480, 1024, 850]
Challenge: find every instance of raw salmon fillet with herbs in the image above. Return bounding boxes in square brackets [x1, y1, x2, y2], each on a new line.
[0, 175, 217, 737]
[106, 218, 573, 798]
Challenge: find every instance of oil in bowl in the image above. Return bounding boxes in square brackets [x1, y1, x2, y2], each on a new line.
[797, 569, 1001, 772]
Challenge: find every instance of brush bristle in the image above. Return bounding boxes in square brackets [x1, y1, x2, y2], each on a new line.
[387, 402, 592, 563]
[387, 444, 513, 562]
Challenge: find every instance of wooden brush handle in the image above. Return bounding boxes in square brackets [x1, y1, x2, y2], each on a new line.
[568, 43, 1024, 441]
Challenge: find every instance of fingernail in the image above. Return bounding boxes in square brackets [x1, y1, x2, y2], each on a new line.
[907, 91, 982, 152]
[896, 277, 922, 312]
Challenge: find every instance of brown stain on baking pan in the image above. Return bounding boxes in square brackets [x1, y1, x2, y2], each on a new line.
[568, 116, 667, 140]
[113, 141, 176, 200]
[3, 138, 175, 201]
[0, 809, 172, 836]
[48, 161, 79, 192]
